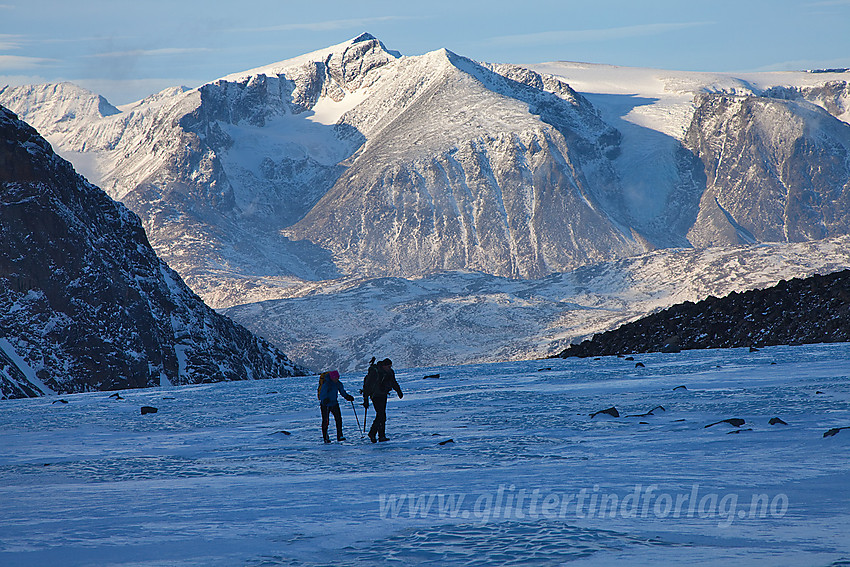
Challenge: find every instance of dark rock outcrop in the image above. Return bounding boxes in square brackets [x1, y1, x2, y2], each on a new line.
[590, 407, 620, 419]
[0, 106, 305, 399]
[705, 418, 746, 428]
[558, 269, 850, 358]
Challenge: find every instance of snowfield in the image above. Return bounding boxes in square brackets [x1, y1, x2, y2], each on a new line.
[1, 343, 849, 566]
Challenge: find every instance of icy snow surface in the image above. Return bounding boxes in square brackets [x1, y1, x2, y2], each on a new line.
[1, 343, 849, 566]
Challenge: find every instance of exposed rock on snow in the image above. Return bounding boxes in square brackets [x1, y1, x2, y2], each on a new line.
[558, 268, 850, 358]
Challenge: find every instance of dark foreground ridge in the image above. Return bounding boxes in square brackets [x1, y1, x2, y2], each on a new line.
[0, 106, 305, 399]
[558, 269, 850, 358]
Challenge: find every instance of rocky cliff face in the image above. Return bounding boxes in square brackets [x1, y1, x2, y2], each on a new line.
[684, 93, 850, 247]
[558, 268, 850, 358]
[763, 80, 850, 123]
[0, 106, 303, 399]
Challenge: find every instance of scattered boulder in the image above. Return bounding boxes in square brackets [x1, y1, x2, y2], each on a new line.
[635, 362, 645, 368]
[140, 406, 158, 415]
[816, 391, 825, 394]
[590, 407, 620, 419]
[536, 368, 552, 372]
[705, 418, 746, 428]
[673, 385, 688, 391]
[108, 393, 123, 400]
[727, 428, 753, 434]
[624, 356, 635, 361]
[423, 374, 441, 379]
[769, 417, 788, 426]
[274, 430, 291, 435]
[627, 405, 666, 418]
[438, 438, 455, 445]
[52, 399, 69, 404]
[824, 427, 850, 438]
[749, 346, 760, 353]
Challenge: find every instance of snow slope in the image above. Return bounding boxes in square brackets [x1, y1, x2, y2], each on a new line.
[1, 343, 849, 565]
[224, 237, 850, 372]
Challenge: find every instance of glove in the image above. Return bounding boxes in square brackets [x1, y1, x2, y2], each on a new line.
[362, 398, 369, 409]
[344, 394, 354, 402]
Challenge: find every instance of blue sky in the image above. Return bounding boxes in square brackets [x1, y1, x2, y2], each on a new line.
[2, 0, 849, 105]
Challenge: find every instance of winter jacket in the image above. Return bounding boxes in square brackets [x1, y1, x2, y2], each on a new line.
[363, 365, 403, 402]
[319, 377, 352, 406]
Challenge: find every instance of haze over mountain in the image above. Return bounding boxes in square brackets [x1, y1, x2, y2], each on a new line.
[3, 34, 850, 370]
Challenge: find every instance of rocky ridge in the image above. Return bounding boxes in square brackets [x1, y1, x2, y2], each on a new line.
[557, 268, 850, 358]
[0, 106, 304, 399]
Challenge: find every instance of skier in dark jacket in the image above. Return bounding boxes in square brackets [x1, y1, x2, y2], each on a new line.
[319, 370, 354, 443]
[362, 358, 403, 443]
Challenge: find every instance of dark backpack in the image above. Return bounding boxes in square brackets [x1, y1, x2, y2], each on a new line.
[362, 364, 379, 397]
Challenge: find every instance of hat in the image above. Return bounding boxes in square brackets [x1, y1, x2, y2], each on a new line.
[379, 358, 393, 367]
[327, 370, 340, 380]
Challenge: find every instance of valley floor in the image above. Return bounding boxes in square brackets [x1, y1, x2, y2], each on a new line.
[1, 344, 849, 566]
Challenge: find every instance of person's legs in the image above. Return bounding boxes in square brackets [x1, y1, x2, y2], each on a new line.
[369, 394, 388, 441]
[330, 404, 344, 440]
[321, 404, 331, 443]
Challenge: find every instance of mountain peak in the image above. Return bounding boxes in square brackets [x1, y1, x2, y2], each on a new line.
[351, 32, 376, 43]
[220, 33, 399, 84]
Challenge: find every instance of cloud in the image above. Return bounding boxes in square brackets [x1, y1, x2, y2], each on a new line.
[487, 22, 714, 47]
[85, 47, 214, 59]
[0, 55, 55, 71]
[804, 0, 850, 6]
[230, 15, 406, 33]
[0, 34, 24, 50]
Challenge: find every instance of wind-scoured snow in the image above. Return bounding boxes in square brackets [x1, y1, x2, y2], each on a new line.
[1, 343, 848, 565]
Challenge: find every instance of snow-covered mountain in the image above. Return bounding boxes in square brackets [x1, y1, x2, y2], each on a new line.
[0, 106, 304, 399]
[3, 36, 850, 371]
[4, 35, 846, 309]
[0, 34, 654, 304]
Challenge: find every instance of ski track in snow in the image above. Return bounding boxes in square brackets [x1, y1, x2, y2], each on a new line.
[1, 344, 849, 566]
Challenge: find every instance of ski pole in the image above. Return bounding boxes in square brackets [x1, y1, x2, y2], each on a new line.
[350, 399, 364, 436]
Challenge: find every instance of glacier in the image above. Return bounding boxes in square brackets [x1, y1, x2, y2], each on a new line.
[1, 343, 849, 565]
